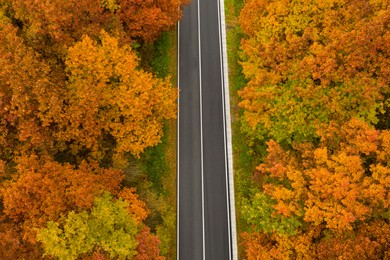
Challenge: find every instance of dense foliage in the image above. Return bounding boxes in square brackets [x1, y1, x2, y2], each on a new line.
[237, 0, 390, 258]
[0, 0, 186, 258]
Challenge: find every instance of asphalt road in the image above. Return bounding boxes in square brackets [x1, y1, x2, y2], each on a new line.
[178, 0, 231, 258]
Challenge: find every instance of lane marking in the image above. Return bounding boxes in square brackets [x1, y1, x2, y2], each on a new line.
[217, 0, 238, 259]
[176, 20, 180, 260]
[197, 0, 206, 258]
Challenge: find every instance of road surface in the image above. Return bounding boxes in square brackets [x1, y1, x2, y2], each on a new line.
[177, 0, 236, 259]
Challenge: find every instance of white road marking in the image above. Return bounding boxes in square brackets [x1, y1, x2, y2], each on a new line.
[176, 20, 180, 260]
[216, 2, 232, 260]
[197, 0, 206, 258]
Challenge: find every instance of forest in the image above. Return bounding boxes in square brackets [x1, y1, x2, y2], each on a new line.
[0, 0, 187, 258]
[230, 0, 390, 258]
[1, 0, 389, 259]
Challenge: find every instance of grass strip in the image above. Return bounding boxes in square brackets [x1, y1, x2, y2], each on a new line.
[143, 29, 178, 259]
[224, 0, 260, 257]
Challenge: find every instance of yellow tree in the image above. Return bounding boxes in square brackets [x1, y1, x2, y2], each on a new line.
[56, 31, 177, 165]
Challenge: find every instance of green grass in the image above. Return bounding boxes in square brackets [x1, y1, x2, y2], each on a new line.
[142, 125, 169, 194]
[152, 32, 173, 78]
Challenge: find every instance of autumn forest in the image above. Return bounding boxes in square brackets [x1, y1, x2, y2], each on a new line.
[0, 0, 389, 259]
[0, 0, 187, 258]
[232, 0, 390, 258]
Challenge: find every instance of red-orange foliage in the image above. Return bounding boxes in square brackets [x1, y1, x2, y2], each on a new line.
[241, 225, 322, 259]
[119, 188, 149, 224]
[135, 226, 164, 260]
[0, 18, 62, 160]
[7, 0, 115, 51]
[257, 119, 389, 231]
[0, 0, 177, 257]
[242, 221, 390, 259]
[315, 221, 390, 259]
[0, 221, 43, 259]
[1, 154, 124, 243]
[5, 0, 188, 49]
[119, 0, 189, 42]
[82, 250, 110, 260]
[241, 119, 390, 258]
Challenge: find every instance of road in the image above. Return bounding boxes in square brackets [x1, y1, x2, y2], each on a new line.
[177, 0, 236, 259]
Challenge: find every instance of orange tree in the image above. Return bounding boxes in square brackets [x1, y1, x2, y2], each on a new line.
[1, 154, 124, 244]
[0, 13, 177, 167]
[118, 0, 189, 42]
[3, 0, 188, 53]
[54, 31, 177, 166]
[241, 119, 390, 258]
[0, 14, 63, 162]
[0, 155, 164, 258]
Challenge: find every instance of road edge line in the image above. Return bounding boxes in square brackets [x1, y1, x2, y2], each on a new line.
[216, 1, 232, 259]
[197, 0, 206, 258]
[176, 20, 181, 260]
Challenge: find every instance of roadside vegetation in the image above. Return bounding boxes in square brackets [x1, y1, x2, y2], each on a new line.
[225, 0, 261, 257]
[226, 0, 390, 259]
[140, 30, 178, 259]
[0, 0, 185, 258]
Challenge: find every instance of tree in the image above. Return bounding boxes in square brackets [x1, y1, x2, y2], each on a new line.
[256, 119, 389, 231]
[0, 1, 176, 258]
[238, 0, 390, 146]
[3, 0, 189, 51]
[118, 0, 189, 42]
[242, 220, 390, 259]
[241, 119, 390, 258]
[37, 193, 139, 259]
[119, 188, 149, 224]
[135, 226, 164, 260]
[4, 0, 116, 53]
[1, 154, 124, 243]
[0, 13, 62, 162]
[56, 31, 177, 164]
[0, 221, 43, 259]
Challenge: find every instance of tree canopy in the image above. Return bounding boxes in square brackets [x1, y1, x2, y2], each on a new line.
[56, 31, 177, 164]
[239, 0, 389, 145]
[237, 0, 390, 258]
[0, 0, 182, 257]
